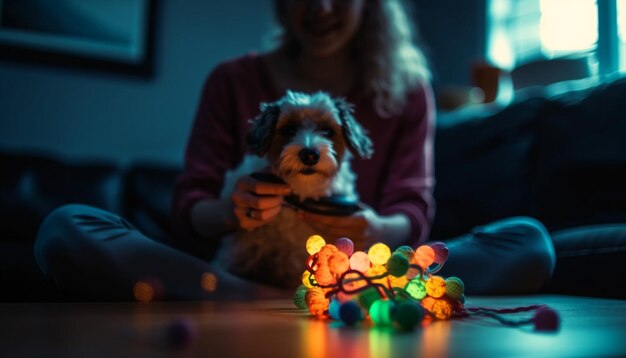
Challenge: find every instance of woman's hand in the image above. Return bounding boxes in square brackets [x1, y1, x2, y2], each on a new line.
[231, 175, 291, 231]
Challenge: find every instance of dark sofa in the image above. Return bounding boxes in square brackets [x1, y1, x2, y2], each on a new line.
[433, 76, 626, 238]
[0, 155, 179, 301]
[2, 76, 626, 301]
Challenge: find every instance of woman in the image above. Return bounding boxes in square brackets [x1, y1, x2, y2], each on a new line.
[35, 0, 555, 300]
[173, 0, 434, 256]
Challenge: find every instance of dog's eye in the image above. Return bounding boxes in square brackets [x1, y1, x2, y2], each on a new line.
[320, 127, 335, 138]
[278, 125, 297, 137]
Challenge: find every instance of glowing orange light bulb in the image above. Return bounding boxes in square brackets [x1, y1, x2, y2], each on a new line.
[328, 252, 350, 276]
[317, 244, 338, 261]
[314, 265, 335, 286]
[134, 281, 154, 302]
[201, 272, 218, 292]
[388, 275, 409, 288]
[414, 245, 435, 268]
[422, 297, 453, 320]
[349, 251, 370, 272]
[305, 287, 330, 317]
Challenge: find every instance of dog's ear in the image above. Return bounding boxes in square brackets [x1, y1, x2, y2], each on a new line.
[246, 102, 281, 156]
[334, 98, 374, 159]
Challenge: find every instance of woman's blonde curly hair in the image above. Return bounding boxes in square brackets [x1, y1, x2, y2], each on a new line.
[273, 0, 431, 117]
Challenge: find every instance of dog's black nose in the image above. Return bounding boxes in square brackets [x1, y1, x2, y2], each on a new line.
[299, 148, 320, 165]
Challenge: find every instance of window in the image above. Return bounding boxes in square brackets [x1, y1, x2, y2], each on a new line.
[619, 0, 626, 70]
[487, 0, 543, 69]
[539, 0, 597, 55]
[488, 0, 624, 74]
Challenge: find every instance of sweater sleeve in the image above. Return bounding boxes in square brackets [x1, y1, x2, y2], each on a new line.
[170, 63, 242, 244]
[378, 83, 436, 246]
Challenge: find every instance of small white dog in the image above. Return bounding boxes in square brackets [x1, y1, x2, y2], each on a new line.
[217, 90, 373, 288]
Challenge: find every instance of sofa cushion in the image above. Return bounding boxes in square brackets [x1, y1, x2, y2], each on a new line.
[548, 224, 626, 299]
[431, 97, 546, 240]
[531, 77, 626, 230]
[0, 152, 121, 301]
[123, 164, 180, 243]
[0, 240, 61, 301]
[0, 152, 122, 242]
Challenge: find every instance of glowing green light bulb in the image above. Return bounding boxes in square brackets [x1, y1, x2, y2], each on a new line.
[369, 299, 395, 326]
[405, 278, 427, 300]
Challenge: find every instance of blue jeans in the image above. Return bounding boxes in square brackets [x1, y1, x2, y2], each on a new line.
[35, 204, 557, 300]
[437, 217, 555, 294]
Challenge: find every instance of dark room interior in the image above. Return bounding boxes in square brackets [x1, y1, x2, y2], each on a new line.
[1, 0, 626, 356]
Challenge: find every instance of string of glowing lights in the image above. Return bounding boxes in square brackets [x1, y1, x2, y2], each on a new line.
[295, 235, 560, 331]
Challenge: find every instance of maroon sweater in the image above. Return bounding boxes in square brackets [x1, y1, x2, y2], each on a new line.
[171, 54, 436, 247]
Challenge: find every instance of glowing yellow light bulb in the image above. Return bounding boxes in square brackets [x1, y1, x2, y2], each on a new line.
[388, 274, 409, 289]
[368, 242, 391, 266]
[425, 275, 446, 298]
[306, 235, 326, 255]
[366, 265, 388, 286]
[301, 270, 316, 288]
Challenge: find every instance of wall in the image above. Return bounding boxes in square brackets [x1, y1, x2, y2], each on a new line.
[0, 0, 485, 166]
[0, 0, 275, 166]
[414, 0, 487, 87]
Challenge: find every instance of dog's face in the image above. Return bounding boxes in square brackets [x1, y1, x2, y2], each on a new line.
[247, 91, 373, 198]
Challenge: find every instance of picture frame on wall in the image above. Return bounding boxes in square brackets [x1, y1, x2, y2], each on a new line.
[0, 0, 156, 77]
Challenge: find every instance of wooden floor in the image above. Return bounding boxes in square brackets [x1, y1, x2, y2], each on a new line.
[1, 295, 625, 357]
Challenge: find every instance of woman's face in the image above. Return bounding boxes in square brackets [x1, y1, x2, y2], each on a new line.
[283, 0, 367, 58]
